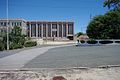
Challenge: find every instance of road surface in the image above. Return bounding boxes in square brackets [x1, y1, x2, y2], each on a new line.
[0, 45, 120, 70]
[23, 45, 120, 69]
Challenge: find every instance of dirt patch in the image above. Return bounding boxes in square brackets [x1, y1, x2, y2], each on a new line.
[0, 67, 120, 80]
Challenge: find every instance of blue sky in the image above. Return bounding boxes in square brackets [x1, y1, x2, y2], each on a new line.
[0, 0, 108, 33]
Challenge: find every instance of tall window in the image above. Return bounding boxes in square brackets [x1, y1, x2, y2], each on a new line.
[68, 23, 73, 34]
[43, 24, 46, 37]
[52, 24, 57, 29]
[27, 24, 30, 37]
[31, 24, 36, 37]
[0, 22, 3, 26]
[48, 24, 51, 37]
[63, 23, 66, 37]
[4, 22, 6, 26]
[38, 24, 41, 37]
[59, 24, 62, 37]
[19, 22, 22, 26]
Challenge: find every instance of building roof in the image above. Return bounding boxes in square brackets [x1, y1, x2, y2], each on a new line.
[27, 21, 74, 24]
[0, 19, 74, 24]
[0, 19, 26, 21]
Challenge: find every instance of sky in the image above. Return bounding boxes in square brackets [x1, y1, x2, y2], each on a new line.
[0, 0, 108, 33]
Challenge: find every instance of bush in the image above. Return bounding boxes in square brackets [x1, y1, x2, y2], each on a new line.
[10, 43, 23, 50]
[80, 40, 85, 43]
[24, 41, 37, 47]
[99, 41, 113, 44]
[0, 41, 5, 51]
[87, 40, 97, 44]
[115, 41, 120, 43]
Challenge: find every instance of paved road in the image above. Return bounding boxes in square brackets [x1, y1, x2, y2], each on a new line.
[0, 45, 71, 70]
[0, 45, 50, 58]
[0, 45, 120, 70]
[0, 46, 61, 70]
[23, 45, 120, 69]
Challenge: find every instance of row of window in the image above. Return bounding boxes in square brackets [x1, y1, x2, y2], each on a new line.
[0, 22, 22, 27]
[27, 24, 73, 30]
[27, 23, 73, 37]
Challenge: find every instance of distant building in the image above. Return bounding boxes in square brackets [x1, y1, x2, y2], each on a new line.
[0, 19, 74, 40]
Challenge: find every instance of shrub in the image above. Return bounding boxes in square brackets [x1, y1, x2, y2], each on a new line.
[99, 41, 113, 44]
[80, 40, 85, 43]
[0, 41, 5, 51]
[87, 40, 97, 44]
[10, 43, 23, 50]
[115, 41, 120, 43]
[24, 41, 37, 47]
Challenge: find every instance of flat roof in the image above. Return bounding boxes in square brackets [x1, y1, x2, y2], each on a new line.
[27, 21, 74, 24]
[0, 19, 74, 23]
[0, 19, 26, 21]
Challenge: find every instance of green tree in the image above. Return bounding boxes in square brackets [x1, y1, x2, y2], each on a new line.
[0, 32, 7, 50]
[104, 0, 120, 10]
[77, 32, 83, 37]
[86, 10, 120, 39]
[9, 26, 26, 49]
[9, 26, 26, 44]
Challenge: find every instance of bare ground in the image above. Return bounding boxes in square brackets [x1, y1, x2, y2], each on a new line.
[0, 66, 120, 80]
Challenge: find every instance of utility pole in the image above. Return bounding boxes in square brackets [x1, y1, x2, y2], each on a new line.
[6, 0, 9, 50]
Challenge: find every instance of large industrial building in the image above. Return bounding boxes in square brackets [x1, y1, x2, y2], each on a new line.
[0, 19, 74, 40]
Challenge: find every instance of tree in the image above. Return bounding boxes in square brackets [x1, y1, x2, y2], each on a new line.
[77, 32, 83, 37]
[0, 40, 5, 51]
[86, 10, 120, 39]
[9, 26, 26, 49]
[0, 26, 36, 50]
[9, 26, 26, 44]
[0, 32, 7, 50]
[104, 0, 120, 10]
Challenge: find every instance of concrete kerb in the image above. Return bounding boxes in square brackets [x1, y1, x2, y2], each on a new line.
[0, 65, 120, 72]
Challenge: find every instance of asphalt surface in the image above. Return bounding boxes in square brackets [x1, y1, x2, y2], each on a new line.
[0, 45, 120, 69]
[0, 46, 59, 69]
[0, 45, 50, 58]
[23, 45, 120, 68]
[0, 45, 70, 69]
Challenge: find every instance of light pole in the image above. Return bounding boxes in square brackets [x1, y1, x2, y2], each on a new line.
[6, 0, 9, 50]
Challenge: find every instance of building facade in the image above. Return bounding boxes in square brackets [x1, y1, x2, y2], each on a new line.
[0, 19, 27, 35]
[27, 21, 74, 40]
[0, 19, 74, 40]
